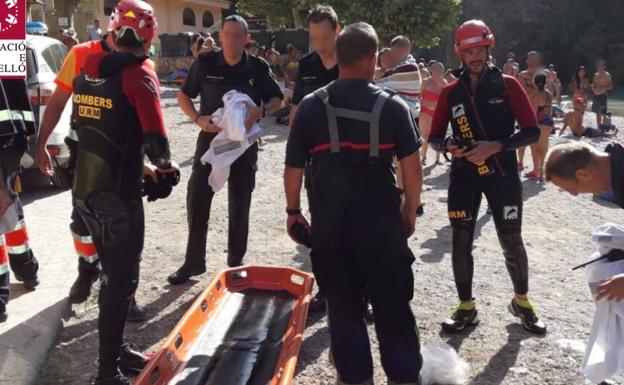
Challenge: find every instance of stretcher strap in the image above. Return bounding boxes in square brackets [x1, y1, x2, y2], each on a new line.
[5, 220, 30, 254]
[72, 232, 99, 263]
[0, 235, 7, 275]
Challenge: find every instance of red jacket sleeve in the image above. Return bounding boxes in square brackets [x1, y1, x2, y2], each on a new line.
[122, 63, 171, 166]
[428, 83, 453, 151]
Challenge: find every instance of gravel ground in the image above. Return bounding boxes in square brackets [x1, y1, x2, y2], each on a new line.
[38, 86, 624, 385]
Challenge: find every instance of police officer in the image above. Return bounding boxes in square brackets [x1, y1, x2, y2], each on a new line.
[285, 22, 423, 385]
[0, 79, 40, 322]
[288, 4, 339, 314]
[70, 1, 178, 383]
[429, 20, 547, 335]
[168, 15, 282, 285]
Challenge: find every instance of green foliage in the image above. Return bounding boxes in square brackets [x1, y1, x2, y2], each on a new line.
[331, 0, 462, 47]
[236, 0, 462, 46]
[454, 0, 624, 90]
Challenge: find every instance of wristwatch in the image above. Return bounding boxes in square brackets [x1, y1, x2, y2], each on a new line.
[286, 208, 301, 216]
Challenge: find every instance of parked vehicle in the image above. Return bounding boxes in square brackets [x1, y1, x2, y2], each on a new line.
[23, 34, 72, 189]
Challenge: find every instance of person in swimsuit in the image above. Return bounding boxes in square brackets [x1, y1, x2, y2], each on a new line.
[559, 96, 617, 138]
[547, 64, 562, 104]
[525, 72, 554, 181]
[517, 51, 542, 170]
[571, 65, 591, 100]
[503, 52, 519, 76]
[419, 61, 448, 165]
[591, 59, 613, 128]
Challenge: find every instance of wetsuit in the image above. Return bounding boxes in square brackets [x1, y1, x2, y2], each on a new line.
[430, 65, 539, 301]
[71, 51, 171, 379]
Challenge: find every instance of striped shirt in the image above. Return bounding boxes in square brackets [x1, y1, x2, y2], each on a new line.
[375, 60, 422, 117]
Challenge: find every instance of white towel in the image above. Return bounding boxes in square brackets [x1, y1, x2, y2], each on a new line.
[200, 90, 262, 192]
[582, 223, 624, 383]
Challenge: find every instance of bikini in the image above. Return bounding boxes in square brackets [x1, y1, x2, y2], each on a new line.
[420, 89, 440, 118]
[537, 106, 554, 127]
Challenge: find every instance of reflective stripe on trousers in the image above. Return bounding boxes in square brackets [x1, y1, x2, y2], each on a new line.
[72, 231, 99, 263]
[5, 220, 30, 255]
[0, 109, 34, 124]
[0, 235, 7, 275]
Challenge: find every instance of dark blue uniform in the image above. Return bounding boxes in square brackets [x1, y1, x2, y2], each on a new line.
[287, 79, 423, 384]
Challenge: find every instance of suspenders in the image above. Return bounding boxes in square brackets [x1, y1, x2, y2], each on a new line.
[313, 85, 390, 158]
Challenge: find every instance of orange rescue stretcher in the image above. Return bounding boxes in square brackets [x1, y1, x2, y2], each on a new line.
[134, 265, 314, 385]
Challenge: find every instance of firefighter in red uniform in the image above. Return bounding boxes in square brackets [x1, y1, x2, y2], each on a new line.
[70, 1, 178, 383]
[0, 79, 40, 322]
[429, 20, 547, 335]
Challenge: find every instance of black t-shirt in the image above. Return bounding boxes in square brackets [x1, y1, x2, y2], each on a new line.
[286, 79, 422, 169]
[181, 50, 283, 117]
[291, 51, 339, 105]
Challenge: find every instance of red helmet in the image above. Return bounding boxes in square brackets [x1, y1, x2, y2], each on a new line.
[455, 20, 495, 55]
[109, 0, 157, 45]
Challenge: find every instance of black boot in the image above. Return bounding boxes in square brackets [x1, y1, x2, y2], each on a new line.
[69, 260, 100, 304]
[14, 274, 39, 290]
[167, 265, 205, 285]
[119, 343, 150, 374]
[91, 369, 131, 385]
[0, 302, 7, 323]
[309, 290, 327, 313]
[126, 299, 146, 323]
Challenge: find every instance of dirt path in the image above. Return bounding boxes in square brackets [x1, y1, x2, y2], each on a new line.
[38, 86, 624, 384]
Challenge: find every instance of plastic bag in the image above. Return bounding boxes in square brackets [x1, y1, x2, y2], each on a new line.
[420, 343, 472, 385]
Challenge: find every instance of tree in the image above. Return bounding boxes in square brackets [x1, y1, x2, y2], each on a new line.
[451, 0, 624, 91]
[236, 0, 307, 28]
[330, 0, 462, 47]
[236, 0, 463, 47]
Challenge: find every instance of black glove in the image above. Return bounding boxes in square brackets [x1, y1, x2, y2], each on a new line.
[290, 222, 313, 249]
[142, 169, 180, 202]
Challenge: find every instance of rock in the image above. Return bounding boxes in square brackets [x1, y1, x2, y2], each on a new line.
[509, 366, 530, 375]
[555, 339, 587, 355]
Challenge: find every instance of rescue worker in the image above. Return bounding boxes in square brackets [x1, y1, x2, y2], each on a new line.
[35, 21, 149, 321]
[69, 1, 178, 383]
[0, 79, 40, 321]
[288, 4, 340, 314]
[285, 22, 424, 385]
[429, 20, 547, 335]
[168, 15, 282, 285]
